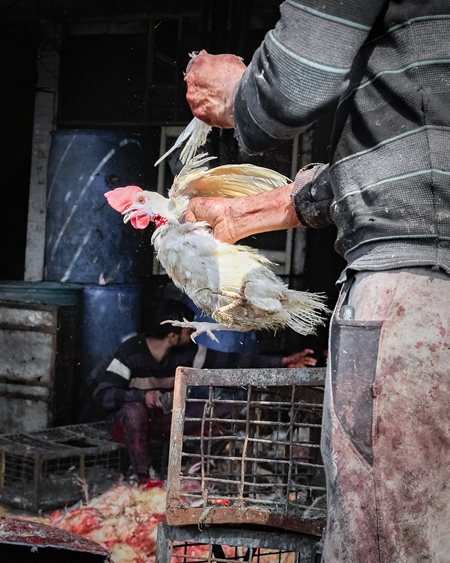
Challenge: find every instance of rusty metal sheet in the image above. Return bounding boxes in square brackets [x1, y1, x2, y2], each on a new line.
[0, 517, 112, 561]
[166, 504, 325, 537]
[0, 301, 77, 433]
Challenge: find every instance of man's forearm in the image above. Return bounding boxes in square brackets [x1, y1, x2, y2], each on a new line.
[228, 183, 300, 242]
[184, 168, 323, 244]
[94, 376, 146, 412]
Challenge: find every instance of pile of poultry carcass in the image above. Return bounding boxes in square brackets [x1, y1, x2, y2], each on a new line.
[46, 480, 167, 563]
[42, 478, 299, 563]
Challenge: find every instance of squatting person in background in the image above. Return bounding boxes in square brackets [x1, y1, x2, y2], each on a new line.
[94, 300, 318, 485]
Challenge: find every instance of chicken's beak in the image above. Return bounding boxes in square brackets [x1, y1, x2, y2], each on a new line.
[122, 207, 136, 224]
[121, 206, 151, 230]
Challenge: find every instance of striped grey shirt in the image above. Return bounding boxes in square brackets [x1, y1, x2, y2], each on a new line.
[234, 0, 450, 281]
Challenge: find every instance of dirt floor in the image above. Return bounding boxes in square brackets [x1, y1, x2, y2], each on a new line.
[0, 502, 36, 518]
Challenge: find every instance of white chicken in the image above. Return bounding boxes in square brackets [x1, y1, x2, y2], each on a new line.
[105, 154, 328, 341]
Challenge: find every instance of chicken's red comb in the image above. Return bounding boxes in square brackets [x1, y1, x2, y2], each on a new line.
[104, 185, 143, 212]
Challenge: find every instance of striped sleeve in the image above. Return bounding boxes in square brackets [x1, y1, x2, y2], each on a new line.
[93, 367, 147, 413]
[94, 343, 147, 413]
[291, 163, 334, 228]
[106, 357, 131, 380]
[234, 0, 386, 154]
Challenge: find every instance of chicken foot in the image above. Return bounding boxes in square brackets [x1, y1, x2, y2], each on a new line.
[205, 286, 248, 317]
[161, 319, 237, 343]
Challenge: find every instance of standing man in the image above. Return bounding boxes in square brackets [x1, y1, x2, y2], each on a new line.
[183, 2, 450, 561]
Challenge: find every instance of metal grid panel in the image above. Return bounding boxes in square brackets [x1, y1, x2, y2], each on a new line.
[0, 422, 128, 512]
[0, 422, 114, 452]
[167, 368, 327, 537]
[156, 523, 321, 563]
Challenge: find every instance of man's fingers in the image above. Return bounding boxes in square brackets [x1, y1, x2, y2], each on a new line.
[180, 210, 196, 224]
[146, 390, 163, 409]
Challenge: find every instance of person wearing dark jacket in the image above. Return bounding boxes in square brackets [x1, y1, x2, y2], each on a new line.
[94, 300, 313, 484]
[183, 2, 450, 561]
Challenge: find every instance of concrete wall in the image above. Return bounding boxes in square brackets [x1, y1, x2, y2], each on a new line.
[24, 20, 61, 281]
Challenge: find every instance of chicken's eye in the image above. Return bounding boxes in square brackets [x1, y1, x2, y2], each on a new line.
[137, 197, 145, 204]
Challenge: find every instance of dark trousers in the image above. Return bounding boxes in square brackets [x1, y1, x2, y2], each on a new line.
[107, 401, 229, 476]
[321, 268, 450, 562]
[107, 403, 170, 475]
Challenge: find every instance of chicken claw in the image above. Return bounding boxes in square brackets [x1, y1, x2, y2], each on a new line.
[160, 319, 236, 343]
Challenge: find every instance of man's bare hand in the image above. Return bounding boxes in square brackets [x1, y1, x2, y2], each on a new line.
[185, 50, 246, 128]
[145, 390, 163, 409]
[181, 183, 300, 245]
[181, 196, 238, 243]
[282, 349, 318, 368]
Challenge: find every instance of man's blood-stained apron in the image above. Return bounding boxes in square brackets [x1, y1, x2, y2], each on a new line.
[321, 268, 450, 562]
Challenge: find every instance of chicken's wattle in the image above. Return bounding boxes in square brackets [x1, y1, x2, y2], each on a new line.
[131, 215, 150, 229]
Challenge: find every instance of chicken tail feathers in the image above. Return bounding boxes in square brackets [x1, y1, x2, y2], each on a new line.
[283, 290, 331, 335]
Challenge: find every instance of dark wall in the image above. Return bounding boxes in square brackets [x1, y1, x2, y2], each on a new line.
[0, 2, 340, 328]
[0, 24, 38, 280]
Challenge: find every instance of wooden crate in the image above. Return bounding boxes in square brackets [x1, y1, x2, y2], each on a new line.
[156, 523, 322, 563]
[166, 367, 327, 537]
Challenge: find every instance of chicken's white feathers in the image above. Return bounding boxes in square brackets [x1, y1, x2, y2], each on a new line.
[151, 221, 328, 335]
[170, 153, 291, 200]
[154, 118, 212, 167]
[105, 158, 329, 337]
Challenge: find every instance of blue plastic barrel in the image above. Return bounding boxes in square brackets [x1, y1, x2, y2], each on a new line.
[76, 284, 143, 422]
[45, 130, 152, 284]
[81, 283, 142, 382]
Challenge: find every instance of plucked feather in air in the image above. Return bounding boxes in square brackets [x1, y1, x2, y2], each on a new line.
[154, 52, 213, 167]
[154, 117, 211, 167]
[105, 154, 329, 341]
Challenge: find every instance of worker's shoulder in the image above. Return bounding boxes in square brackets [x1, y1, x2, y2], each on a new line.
[116, 333, 149, 356]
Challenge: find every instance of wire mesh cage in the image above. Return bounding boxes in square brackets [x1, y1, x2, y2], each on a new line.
[166, 367, 327, 537]
[156, 523, 322, 563]
[0, 422, 128, 512]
